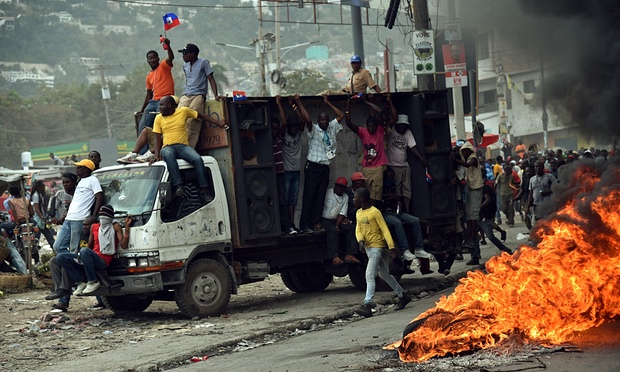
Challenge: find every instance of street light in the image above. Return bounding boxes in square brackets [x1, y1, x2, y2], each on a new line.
[217, 38, 318, 96]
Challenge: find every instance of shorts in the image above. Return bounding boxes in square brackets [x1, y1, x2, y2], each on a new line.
[362, 165, 386, 201]
[466, 187, 483, 221]
[179, 95, 206, 148]
[389, 165, 411, 199]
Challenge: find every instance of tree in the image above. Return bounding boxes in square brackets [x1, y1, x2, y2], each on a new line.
[281, 69, 340, 96]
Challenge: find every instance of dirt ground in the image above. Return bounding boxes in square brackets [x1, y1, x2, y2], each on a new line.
[0, 273, 325, 371]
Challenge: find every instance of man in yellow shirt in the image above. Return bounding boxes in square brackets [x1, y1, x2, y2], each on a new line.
[152, 95, 226, 198]
[354, 187, 410, 317]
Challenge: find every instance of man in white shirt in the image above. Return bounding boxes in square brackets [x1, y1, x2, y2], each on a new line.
[52, 159, 103, 255]
[320, 177, 360, 266]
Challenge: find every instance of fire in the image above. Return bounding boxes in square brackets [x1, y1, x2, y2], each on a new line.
[387, 160, 620, 362]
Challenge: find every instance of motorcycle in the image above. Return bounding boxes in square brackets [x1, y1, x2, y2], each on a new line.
[12, 222, 40, 265]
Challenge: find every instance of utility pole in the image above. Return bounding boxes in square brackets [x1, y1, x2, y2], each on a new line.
[447, 0, 466, 142]
[274, 3, 282, 95]
[92, 65, 113, 138]
[351, 6, 365, 63]
[540, 49, 548, 150]
[413, 0, 435, 91]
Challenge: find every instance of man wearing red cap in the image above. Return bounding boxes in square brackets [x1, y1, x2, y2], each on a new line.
[320, 177, 361, 265]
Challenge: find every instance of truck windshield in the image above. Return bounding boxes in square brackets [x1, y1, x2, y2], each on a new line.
[94, 166, 163, 218]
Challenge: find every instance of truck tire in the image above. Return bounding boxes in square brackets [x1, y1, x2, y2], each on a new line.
[174, 258, 232, 318]
[102, 295, 153, 313]
[347, 264, 403, 291]
[281, 267, 333, 293]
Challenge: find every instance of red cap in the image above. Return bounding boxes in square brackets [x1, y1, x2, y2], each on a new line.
[335, 177, 348, 187]
[350, 172, 368, 181]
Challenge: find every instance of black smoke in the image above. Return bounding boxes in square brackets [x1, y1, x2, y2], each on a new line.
[460, 0, 620, 141]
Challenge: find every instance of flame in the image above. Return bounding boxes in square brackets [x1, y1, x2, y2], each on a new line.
[387, 161, 620, 362]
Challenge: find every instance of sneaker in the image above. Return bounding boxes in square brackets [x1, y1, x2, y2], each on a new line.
[402, 250, 416, 261]
[73, 282, 88, 296]
[455, 253, 464, 261]
[302, 228, 314, 234]
[344, 254, 361, 264]
[414, 249, 432, 259]
[175, 185, 185, 197]
[395, 293, 411, 311]
[466, 259, 480, 266]
[288, 227, 298, 235]
[118, 152, 138, 163]
[81, 281, 101, 295]
[135, 150, 155, 163]
[355, 303, 373, 318]
[480, 239, 487, 245]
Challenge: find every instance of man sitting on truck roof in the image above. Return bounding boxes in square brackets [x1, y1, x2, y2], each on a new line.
[151, 95, 226, 199]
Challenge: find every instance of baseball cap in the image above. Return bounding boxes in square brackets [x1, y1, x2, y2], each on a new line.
[335, 177, 348, 187]
[350, 55, 361, 63]
[351, 172, 368, 181]
[99, 205, 115, 219]
[178, 43, 200, 55]
[74, 159, 95, 171]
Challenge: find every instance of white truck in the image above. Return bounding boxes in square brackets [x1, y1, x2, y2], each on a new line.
[89, 92, 458, 318]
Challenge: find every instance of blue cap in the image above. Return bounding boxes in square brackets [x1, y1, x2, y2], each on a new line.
[350, 55, 361, 63]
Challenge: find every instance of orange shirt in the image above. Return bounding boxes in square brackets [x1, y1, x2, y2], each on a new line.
[146, 59, 175, 100]
[515, 144, 526, 155]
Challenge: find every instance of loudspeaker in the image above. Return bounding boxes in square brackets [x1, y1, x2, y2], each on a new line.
[244, 167, 278, 236]
[426, 150, 457, 218]
[228, 101, 282, 241]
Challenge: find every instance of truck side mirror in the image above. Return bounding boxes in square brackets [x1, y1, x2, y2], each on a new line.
[158, 182, 172, 205]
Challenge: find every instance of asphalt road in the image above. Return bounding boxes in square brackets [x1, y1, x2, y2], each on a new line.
[44, 218, 620, 372]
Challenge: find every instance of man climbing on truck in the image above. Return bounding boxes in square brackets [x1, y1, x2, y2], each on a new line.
[151, 95, 227, 199]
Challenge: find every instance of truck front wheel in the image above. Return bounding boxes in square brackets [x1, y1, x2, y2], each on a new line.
[174, 258, 232, 318]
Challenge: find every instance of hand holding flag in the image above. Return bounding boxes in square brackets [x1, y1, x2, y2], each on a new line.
[163, 13, 180, 31]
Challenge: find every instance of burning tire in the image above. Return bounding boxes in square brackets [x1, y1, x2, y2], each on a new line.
[102, 295, 153, 313]
[174, 258, 232, 318]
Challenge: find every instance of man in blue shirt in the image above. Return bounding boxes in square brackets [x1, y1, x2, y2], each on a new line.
[177, 43, 221, 148]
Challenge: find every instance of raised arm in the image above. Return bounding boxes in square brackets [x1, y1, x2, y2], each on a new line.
[276, 95, 287, 134]
[295, 95, 313, 132]
[344, 99, 359, 134]
[323, 94, 344, 123]
[163, 38, 174, 66]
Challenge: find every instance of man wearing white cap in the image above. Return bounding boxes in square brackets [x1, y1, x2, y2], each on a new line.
[386, 113, 427, 214]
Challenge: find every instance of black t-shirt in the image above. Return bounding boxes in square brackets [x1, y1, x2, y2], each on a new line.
[480, 184, 496, 220]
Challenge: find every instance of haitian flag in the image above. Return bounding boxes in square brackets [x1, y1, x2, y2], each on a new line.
[163, 13, 180, 31]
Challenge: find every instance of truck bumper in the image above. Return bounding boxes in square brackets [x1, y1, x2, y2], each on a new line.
[109, 272, 164, 294]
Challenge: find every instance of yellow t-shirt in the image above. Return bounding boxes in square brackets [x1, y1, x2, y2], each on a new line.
[493, 163, 502, 178]
[355, 206, 395, 249]
[153, 107, 198, 148]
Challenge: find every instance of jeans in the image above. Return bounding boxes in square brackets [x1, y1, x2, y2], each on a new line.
[383, 212, 424, 253]
[282, 171, 300, 206]
[55, 252, 85, 284]
[161, 144, 209, 189]
[478, 218, 512, 253]
[138, 100, 159, 154]
[363, 248, 404, 305]
[53, 219, 84, 254]
[34, 215, 55, 248]
[6, 239, 28, 275]
[277, 172, 291, 231]
[79, 248, 107, 283]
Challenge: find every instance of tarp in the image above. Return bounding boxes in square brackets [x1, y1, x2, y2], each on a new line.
[452, 133, 500, 148]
